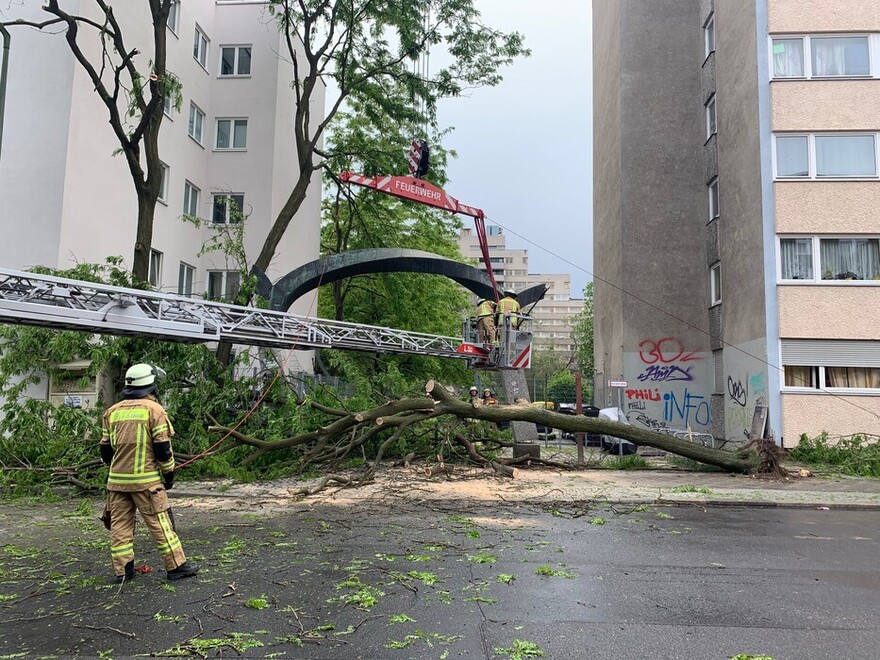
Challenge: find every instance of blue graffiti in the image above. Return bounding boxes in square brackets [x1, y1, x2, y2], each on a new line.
[663, 388, 711, 426]
[637, 365, 694, 383]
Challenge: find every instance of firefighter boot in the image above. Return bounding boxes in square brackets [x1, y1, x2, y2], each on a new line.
[114, 560, 135, 584]
[167, 561, 200, 581]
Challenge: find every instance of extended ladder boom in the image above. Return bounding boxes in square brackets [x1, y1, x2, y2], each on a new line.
[0, 269, 467, 360]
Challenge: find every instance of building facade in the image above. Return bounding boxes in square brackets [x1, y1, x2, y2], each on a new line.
[593, 0, 880, 444]
[0, 0, 324, 379]
[0, 1, 323, 311]
[458, 226, 584, 358]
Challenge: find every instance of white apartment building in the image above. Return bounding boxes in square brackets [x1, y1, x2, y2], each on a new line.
[0, 0, 324, 379]
[458, 227, 584, 358]
[0, 1, 322, 308]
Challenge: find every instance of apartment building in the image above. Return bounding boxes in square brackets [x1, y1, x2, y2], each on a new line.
[593, 0, 880, 444]
[0, 0, 324, 381]
[458, 227, 584, 358]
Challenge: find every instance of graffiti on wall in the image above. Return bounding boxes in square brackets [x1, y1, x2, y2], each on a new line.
[725, 370, 766, 437]
[624, 337, 711, 432]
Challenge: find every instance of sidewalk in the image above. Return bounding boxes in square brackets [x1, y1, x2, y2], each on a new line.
[171, 463, 880, 511]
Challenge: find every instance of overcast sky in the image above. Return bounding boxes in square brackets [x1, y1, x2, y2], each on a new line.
[437, 0, 593, 297]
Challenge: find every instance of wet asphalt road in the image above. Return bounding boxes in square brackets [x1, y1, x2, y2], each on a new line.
[0, 497, 878, 659]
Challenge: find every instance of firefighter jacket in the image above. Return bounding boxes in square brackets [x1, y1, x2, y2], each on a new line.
[477, 299, 496, 318]
[100, 396, 176, 492]
[497, 296, 520, 316]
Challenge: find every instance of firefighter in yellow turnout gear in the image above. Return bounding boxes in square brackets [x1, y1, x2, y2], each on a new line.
[495, 289, 521, 341]
[476, 298, 496, 344]
[100, 363, 199, 583]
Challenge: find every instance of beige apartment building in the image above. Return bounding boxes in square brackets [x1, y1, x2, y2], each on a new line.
[593, 0, 880, 445]
[0, 1, 324, 396]
[458, 227, 584, 358]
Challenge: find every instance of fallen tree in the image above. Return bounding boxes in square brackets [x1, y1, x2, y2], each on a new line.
[202, 380, 762, 484]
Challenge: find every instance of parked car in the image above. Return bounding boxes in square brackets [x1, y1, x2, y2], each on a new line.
[557, 404, 603, 446]
[598, 407, 637, 455]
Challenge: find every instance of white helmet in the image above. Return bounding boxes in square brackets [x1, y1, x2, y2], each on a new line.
[124, 363, 166, 387]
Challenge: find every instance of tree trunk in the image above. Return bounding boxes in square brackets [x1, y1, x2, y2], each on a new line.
[254, 168, 314, 274]
[132, 191, 156, 282]
[425, 381, 758, 474]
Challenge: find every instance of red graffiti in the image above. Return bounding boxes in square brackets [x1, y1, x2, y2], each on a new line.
[638, 337, 702, 365]
[625, 388, 661, 401]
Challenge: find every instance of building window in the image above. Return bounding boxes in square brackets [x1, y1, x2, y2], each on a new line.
[215, 118, 248, 150]
[779, 236, 880, 282]
[771, 34, 872, 79]
[815, 135, 876, 178]
[188, 103, 204, 144]
[158, 162, 169, 203]
[704, 14, 715, 59]
[774, 133, 879, 179]
[771, 37, 804, 77]
[783, 365, 818, 388]
[178, 262, 194, 297]
[775, 135, 809, 177]
[163, 93, 173, 118]
[207, 270, 241, 301]
[167, 0, 180, 34]
[212, 193, 245, 224]
[193, 26, 209, 69]
[183, 181, 200, 217]
[784, 365, 880, 390]
[705, 94, 716, 139]
[710, 263, 722, 305]
[220, 45, 252, 76]
[811, 36, 869, 77]
[779, 237, 814, 280]
[149, 250, 163, 288]
[820, 238, 880, 280]
[708, 178, 719, 220]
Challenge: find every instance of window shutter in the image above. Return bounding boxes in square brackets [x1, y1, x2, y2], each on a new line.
[781, 340, 880, 367]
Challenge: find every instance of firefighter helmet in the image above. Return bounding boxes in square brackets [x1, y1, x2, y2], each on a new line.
[124, 363, 166, 387]
[503, 289, 517, 297]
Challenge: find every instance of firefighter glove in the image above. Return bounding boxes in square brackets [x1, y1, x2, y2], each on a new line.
[163, 471, 175, 490]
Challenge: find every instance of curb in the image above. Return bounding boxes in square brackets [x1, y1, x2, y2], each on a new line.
[169, 490, 880, 511]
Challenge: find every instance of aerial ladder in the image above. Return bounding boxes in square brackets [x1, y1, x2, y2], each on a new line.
[0, 267, 532, 369]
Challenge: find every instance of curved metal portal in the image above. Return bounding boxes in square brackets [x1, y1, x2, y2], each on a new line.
[253, 249, 548, 313]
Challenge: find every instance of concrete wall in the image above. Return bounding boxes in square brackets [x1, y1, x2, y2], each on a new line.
[778, 287, 880, 339]
[592, 0, 624, 400]
[781, 393, 880, 444]
[593, 0, 711, 421]
[776, 182, 880, 233]
[0, 0, 78, 270]
[714, 0, 774, 440]
[768, 0, 880, 32]
[772, 82, 880, 131]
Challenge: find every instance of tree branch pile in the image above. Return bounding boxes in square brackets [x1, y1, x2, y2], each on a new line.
[201, 380, 761, 494]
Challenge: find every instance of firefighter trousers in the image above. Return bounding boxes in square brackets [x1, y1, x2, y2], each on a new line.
[477, 316, 495, 343]
[107, 487, 187, 575]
